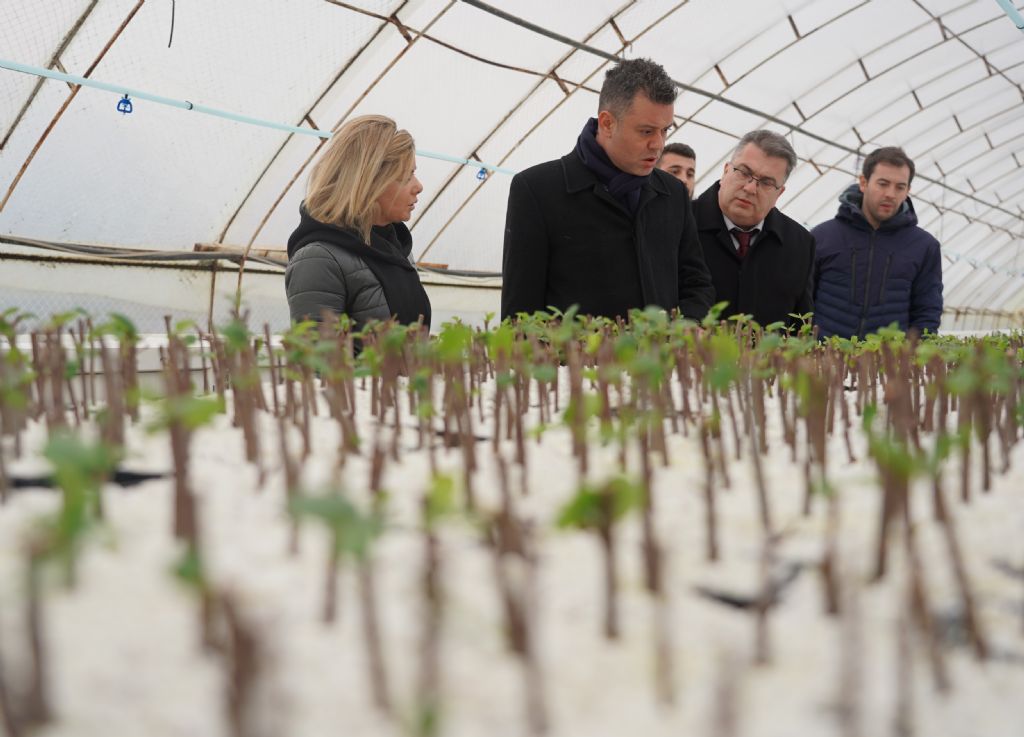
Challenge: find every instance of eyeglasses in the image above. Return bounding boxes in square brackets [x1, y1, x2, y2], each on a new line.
[729, 164, 783, 193]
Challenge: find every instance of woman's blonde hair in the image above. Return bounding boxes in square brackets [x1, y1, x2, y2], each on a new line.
[305, 114, 416, 243]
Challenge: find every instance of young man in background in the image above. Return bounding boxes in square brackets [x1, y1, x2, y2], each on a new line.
[657, 142, 697, 197]
[812, 146, 943, 339]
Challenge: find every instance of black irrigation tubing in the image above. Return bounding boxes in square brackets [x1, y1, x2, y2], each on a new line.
[1, 236, 286, 268]
[416, 265, 502, 279]
[168, 0, 176, 49]
[0, 236, 495, 276]
[1, 235, 499, 277]
[457, 0, 1024, 226]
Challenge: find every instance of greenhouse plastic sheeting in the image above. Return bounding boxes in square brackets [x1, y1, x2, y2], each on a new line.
[1, 0, 1023, 323]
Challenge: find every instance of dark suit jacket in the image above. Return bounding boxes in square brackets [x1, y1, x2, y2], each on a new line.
[694, 182, 815, 328]
[500, 150, 714, 321]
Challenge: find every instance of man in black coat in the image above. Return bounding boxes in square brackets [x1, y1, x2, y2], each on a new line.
[693, 130, 815, 329]
[500, 58, 714, 321]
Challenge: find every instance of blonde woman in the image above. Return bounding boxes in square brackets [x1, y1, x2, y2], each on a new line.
[286, 114, 430, 330]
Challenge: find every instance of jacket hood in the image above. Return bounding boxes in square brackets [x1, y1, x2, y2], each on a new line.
[836, 183, 918, 232]
[287, 204, 414, 266]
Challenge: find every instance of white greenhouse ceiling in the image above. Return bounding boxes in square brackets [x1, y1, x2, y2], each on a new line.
[2, 0, 1024, 317]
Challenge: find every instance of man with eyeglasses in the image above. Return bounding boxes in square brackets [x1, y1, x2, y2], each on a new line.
[693, 129, 815, 328]
[811, 147, 942, 339]
[501, 58, 714, 322]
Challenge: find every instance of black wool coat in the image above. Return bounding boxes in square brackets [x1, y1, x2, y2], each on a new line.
[500, 151, 714, 321]
[694, 181, 815, 329]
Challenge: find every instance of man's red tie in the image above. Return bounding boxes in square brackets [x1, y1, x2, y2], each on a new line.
[731, 228, 758, 259]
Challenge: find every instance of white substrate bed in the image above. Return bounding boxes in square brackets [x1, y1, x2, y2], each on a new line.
[1, 370, 1023, 737]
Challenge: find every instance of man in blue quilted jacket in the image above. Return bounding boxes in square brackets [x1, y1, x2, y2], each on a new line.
[812, 147, 943, 339]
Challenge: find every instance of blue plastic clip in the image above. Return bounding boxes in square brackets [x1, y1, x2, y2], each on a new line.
[476, 167, 488, 181]
[117, 94, 133, 115]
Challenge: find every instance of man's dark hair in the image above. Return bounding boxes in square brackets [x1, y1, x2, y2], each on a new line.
[660, 142, 696, 161]
[862, 146, 915, 185]
[599, 58, 678, 118]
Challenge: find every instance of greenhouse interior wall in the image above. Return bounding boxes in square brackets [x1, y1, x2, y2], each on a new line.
[2, 0, 1024, 333]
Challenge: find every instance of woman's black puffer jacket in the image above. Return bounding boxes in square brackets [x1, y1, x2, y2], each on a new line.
[285, 206, 431, 330]
[286, 241, 391, 328]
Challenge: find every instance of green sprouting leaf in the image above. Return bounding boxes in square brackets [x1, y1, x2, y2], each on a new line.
[562, 392, 603, 427]
[412, 701, 442, 737]
[557, 476, 642, 530]
[557, 484, 603, 529]
[945, 365, 977, 396]
[757, 333, 783, 354]
[425, 473, 458, 524]
[220, 319, 251, 352]
[861, 404, 878, 434]
[0, 309, 36, 340]
[530, 363, 557, 383]
[290, 491, 383, 560]
[921, 431, 958, 476]
[101, 313, 139, 343]
[178, 395, 226, 430]
[630, 352, 663, 383]
[358, 346, 381, 374]
[174, 319, 197, 335]
[702, 301, 730, 328]
[914, 340, 940, 366]
[147, 394, 225, 432]
[707, 332, 739, 390]
[416, 400, 435, 420]
[411, 368, 432, 395]
[614, 333, 638, 363]
[46, 308, 88, 330]
[44, 430, 121, 497]
[173, 543, 205, 588]
[39, 430, 120, 582]
[786, 312, 815, 337]
[871, 322, 906, 344]
[437, 322, 472, 363]
[527, 422, 550, 441]
[811, 476, 837, 498]
[872, 437, 916, 478]
[629, 306, 670, 335]
[495, 370, 515, 389]
[64, 357, 81, 380]
[381, 324, 408, 354]
[286, 319, 320, 341]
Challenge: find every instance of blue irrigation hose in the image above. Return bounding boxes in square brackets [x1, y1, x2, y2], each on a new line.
[0, 57, 517, 174]
[0, 57, 326, 137]
[993, 0, 1024, 29]
[412, 149, 517, 175]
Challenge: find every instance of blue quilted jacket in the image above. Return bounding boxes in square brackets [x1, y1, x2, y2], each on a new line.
[811, 185, 943, 339]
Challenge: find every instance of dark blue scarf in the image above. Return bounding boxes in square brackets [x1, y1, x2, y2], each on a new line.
[573, 117, 650, 215]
